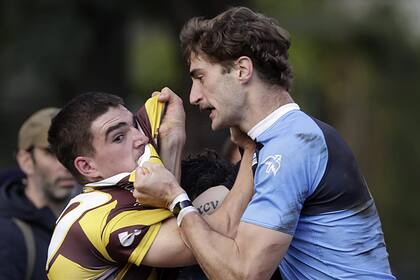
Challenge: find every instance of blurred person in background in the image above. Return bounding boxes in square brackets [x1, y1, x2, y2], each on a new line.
[0, 108, 78, 280]
[133, 6, 395, 279]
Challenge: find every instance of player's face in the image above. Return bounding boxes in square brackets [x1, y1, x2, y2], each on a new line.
[189, 54, 245, 130]
[32, 147, 76, 202]
[90, 105, 149, 179]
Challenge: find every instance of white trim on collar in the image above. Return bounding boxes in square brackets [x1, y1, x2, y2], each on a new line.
[85, 172, 131, 188]
[247, 103, 300, 140]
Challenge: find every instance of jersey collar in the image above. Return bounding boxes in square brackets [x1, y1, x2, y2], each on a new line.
[84, 172, 131, 189]
[247, 103, 300, 140]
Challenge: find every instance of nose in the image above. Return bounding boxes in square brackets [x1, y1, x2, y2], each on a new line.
[133, 128, 149, 148]
[189, 83, 203, 105]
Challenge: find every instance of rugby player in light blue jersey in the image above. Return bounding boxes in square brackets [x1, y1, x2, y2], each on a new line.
[133, 6, 395, 280]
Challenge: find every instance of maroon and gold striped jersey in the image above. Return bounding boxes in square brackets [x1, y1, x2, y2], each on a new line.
[46, 96, 173, 279]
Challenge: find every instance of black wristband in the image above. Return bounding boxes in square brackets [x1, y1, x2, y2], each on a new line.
[172, 200, 193, 217]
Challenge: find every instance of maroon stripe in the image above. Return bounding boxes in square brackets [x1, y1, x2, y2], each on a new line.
[102, 187, 151, 224]
[136, 105, 159, 151]
[106, 225, 150, 263]
[55, 207, 114, 268]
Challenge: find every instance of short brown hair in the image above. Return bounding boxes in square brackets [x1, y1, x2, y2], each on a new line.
[48, 92, 124, 183]
[180, 6, 293, 90]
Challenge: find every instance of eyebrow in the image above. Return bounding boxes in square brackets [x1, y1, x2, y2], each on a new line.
[105, 122, 129, 141]
[189, 69, 201, 79]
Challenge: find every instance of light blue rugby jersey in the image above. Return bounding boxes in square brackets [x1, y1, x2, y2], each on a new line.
[242, 103, 395, 279]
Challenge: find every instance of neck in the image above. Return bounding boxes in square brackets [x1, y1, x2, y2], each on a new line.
[240, 85, 294, 133]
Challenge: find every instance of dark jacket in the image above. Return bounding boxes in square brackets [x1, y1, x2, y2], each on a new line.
[0, 173, 56, 280]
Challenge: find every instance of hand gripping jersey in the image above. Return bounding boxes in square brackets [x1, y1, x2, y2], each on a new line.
[46, 96, 173, 280]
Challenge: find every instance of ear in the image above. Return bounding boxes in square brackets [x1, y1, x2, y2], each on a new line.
[16, 150, 35, 176]
[74, 156, 100, 180]
[235, 56, 253, 84]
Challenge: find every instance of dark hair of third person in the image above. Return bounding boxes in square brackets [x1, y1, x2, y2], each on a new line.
[181, 149, 239, 201]
[180, 6, 293, 91]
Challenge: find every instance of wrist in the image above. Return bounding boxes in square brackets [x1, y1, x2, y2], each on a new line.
[166, 185, 186, 209]
[177, 206, 198, 227]
[168, 192, 199, 226]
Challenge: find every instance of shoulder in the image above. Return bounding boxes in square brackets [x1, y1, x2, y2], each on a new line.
[261, 111, 327, 161]
[256, 112, 328, 195]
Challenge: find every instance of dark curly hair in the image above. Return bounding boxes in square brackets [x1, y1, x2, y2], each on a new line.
[181, 149, 239, 200]
[180, 6, 293, 91]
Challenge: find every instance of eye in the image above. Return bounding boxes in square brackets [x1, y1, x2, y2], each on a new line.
[113, 134, 124, 143]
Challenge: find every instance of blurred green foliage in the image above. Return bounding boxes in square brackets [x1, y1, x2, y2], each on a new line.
[0, 0, 418, 278]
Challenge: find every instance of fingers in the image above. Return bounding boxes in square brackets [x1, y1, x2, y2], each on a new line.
[141, 161, 155, 170]
[151, 88, 171, 101]
[151, 91, 161, 97]
[159, 87, 183, 104]
[139, 166, 150, 175]
[229, 127, 241, 143]
[161, 87, 174, 95]
[157, 87, 171, 102]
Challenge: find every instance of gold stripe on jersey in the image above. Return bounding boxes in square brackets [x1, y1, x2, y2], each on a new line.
[144, 94, 165, 139]
[78, 198, 118, 262]
[46, 191, 113, 269]
[48, 254, 110, 279]
[129, 222, 161, 265]
[103, 209, 172, 265]
[47, 189, 172, 279]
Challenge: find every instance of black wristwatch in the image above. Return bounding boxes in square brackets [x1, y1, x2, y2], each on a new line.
[172, 200, 193, 217]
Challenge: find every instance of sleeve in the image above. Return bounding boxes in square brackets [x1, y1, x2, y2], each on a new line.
[104, 208, 173, 266]
[0, 218, 27, 280]
[241, 134, 327, 235]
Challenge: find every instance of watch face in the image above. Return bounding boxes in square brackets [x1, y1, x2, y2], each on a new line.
[173, 200, 193, 216]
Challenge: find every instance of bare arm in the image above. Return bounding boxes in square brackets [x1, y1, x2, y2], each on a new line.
[140, 145, 255, 268]
[155, 87, 186, 182]
[181, 214, 292, 279]
[137, 153, 291, 277]
[203, 145, 254, 237]
[141, 217, 196, 267]
[137, 129, 257, 268]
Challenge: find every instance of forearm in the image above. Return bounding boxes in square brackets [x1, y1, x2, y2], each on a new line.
[180, 213, 289, 280]
[159, 135, 185, 182]
[205, 147, 254, 237]
[180, 213, 245, 279]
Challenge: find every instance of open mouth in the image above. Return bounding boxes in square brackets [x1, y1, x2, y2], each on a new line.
[201, 106, 215, 119]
